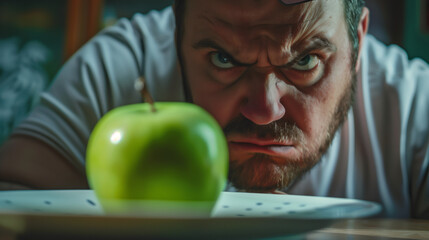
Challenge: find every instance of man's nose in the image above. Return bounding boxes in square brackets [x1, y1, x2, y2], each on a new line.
[240, 71, 286, 125]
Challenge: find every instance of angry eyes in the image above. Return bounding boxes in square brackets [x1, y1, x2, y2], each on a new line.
[210, 51, 236, 69]
[208, 51, 323, 87]
[209, 51, 319, 71]
[291, 54, 319, 71]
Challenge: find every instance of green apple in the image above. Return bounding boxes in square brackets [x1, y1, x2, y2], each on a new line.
[86, 102, 228, 214]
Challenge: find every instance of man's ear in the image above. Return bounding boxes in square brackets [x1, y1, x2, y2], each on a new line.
[355, 7, 369, 72]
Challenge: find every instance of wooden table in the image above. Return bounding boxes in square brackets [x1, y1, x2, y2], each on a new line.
[0, 217, 428, 239]
[305, 219, 429, 240]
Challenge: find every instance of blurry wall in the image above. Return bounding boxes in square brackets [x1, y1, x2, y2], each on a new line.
[366, 0, 429, 62]
[366, 0, 404, 45]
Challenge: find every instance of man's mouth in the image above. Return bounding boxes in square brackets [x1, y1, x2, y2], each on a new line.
[227, 137, 296, 158]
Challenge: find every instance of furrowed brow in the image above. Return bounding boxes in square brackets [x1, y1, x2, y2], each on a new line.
[286, 36, 337, 65]
[295, 36, 337, 55]
[193, 38, 224, 50]
[309, 36, 337, 52]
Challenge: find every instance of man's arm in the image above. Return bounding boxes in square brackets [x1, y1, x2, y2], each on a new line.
[0, 135, 89, 190]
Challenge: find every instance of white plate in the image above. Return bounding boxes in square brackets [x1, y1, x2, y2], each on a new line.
[0, 190, 381, 239]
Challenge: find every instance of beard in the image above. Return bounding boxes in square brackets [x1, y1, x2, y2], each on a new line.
[224, 72, 357, 192]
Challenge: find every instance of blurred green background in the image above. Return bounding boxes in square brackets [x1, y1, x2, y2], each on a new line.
[0, 0, 428, 145]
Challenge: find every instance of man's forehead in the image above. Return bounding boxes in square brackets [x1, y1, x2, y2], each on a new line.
[185, 0, 332, 27]
[184, 0, 343, 55]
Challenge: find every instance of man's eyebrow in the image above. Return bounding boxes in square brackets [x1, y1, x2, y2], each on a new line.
[287, 36, 337, 64]
[295, 36, 337, 53]
[193, 38, 224, 50]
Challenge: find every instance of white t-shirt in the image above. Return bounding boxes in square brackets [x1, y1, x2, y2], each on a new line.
[14, 7, 429, 218]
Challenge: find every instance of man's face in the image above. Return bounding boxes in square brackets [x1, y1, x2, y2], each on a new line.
[179, 0, 355, 191]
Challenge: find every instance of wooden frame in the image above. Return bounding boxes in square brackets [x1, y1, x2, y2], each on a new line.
[64, 0, 104, 61]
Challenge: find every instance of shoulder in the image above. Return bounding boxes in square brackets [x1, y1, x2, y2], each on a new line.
[77, 6, 176, 72]
[361, 34, 429, 163]
[60, 6, 180, 105]
[126, 7, 184, 102]
[356, 35, 429, 217]
[129, 7, 176, 39]
[363, 35, 429, 86]
[100, 6, 175, 49]
[361, 35, 429, 132]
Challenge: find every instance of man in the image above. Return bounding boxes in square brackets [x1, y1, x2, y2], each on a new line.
[0, 0, 428, 218]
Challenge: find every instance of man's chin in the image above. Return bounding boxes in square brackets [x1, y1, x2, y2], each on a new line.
[227, 153, 311, 192]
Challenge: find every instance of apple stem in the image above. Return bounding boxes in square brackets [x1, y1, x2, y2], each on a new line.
[135, 77, 157, 112]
